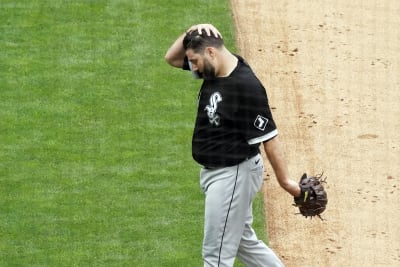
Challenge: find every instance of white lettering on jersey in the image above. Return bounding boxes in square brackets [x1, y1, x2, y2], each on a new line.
[205, 92, 222, 126]
[254, 115, 268, 131]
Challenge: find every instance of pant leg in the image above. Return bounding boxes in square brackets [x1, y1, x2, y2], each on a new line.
[236, 156, 284, 267]
[201, 154, 281, 267]
[237, 222, 284, 267]
[201, 166, 246, 267]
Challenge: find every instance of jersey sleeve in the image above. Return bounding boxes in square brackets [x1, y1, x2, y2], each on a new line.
[182, 56, 190, 70]
[182, 57, 202, 79]
[236, 78, 278, 145]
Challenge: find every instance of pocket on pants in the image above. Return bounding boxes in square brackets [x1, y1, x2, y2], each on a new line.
[246, 154, 264, 194]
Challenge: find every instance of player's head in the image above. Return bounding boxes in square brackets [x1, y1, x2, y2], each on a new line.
[183, 30, 224, 79]
[183, 30, 224, 53]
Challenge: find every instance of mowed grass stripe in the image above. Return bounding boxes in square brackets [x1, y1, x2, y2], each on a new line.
[0, 1, 265, 266]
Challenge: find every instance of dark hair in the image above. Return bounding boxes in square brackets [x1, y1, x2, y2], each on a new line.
[183, 29, 224, 53]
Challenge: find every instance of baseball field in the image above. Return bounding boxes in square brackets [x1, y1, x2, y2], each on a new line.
[232, 0, 400, 266]
[0, 0, 260, 266]
[1, 0, 399, 266]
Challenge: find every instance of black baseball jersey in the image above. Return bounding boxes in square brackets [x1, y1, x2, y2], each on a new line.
[184, 55, 278, 167]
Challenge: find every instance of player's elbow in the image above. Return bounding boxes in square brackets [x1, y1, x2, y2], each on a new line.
[164, 52, 178, 67]
[165, 50, 185, 68]
[164, 52, 174, 65]
[167, 59, 183, 68]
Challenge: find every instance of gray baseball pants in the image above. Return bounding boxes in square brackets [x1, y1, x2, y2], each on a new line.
[200, 153, 284, 267]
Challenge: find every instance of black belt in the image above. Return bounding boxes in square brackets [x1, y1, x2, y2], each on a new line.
[203, 150, 260, 169]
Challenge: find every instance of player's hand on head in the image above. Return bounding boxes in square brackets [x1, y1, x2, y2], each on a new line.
[187, 24, 222, 39]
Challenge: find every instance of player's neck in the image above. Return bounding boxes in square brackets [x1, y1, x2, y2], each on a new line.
[216, 49, 238, 77]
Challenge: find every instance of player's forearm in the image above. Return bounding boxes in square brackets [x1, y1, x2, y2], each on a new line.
[165, 33, 186, 68]
[263, 137, 301, 197]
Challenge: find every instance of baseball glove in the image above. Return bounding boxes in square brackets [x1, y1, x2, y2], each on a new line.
[293, 173, 328, 219]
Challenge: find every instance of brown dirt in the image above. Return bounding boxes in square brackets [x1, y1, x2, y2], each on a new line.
[231, 0, 400, 266]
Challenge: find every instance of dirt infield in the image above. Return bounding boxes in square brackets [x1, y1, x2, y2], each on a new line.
[231, 1, 400, 266]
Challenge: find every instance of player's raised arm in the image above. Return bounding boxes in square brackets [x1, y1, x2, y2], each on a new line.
[165, 24, 222, 68]
[165, 33, 186, 68]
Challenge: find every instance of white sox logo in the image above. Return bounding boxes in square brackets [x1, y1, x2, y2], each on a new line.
[205, 92, 222, 126]
[254, 115, 268, 131]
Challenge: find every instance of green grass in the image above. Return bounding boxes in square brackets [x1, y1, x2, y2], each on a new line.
[0, 0, 266, 266]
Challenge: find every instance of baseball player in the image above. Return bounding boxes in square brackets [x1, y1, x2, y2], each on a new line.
[165, 24, 301, 267]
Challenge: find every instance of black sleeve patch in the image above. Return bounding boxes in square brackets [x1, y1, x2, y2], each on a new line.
[254, 115, 269, 131]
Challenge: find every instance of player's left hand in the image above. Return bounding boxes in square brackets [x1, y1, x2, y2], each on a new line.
[293, 173, 328, 219]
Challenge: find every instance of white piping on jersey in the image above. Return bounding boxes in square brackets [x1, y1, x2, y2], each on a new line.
[247, 129, 278, 145]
